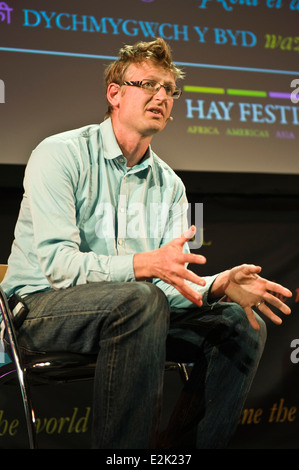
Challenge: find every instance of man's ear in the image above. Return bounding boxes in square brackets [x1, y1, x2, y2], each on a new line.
[106, 83, 121, 112]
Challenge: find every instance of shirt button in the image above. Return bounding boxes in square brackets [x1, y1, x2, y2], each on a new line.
[118, 239, 123, 245]
[120, 207, 125, 213]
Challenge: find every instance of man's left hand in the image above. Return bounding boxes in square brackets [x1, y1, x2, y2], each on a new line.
[216, 264, 293, 330]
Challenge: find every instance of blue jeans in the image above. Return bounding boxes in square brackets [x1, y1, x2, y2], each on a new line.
[15, 282, 266, 449]
[163, 302, 266, 448]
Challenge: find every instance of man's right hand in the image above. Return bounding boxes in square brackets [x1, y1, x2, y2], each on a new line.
[133, 225, 207, 306]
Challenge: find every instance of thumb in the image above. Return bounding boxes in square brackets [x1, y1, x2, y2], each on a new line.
[181, 225, 197, 243]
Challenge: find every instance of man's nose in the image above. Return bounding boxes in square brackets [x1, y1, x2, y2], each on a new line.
[154, 86, 169, 101]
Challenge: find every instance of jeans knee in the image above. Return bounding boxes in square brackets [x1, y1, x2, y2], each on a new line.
[112, 282, 170, 334]
[122, 283, 170, 355]
[224, 302, 267, 360]
[135, 282, 170, 324]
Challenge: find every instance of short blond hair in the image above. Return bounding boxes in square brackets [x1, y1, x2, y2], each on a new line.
[104, 37, 184, 118]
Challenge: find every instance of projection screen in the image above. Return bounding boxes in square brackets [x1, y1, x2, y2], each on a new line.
[1, 0, 299, 175]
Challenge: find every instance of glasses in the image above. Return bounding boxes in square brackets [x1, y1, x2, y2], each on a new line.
[121, 79, 182, 99]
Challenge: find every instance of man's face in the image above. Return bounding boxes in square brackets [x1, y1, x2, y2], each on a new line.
[114, 61, 176, 137]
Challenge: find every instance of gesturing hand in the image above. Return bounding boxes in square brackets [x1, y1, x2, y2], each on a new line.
[223, 264, 293, 330]
[134, 225, 207, 306]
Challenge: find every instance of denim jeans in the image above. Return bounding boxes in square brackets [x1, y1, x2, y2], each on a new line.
[14, 282, 266, 449]
[164, 302, 266, 448]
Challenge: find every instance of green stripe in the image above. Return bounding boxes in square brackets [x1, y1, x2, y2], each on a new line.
[226, 89, 267, 97]
[183, 86, 225, 94]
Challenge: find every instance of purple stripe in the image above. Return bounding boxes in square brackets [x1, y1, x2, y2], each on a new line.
[269, 92, 292, 99]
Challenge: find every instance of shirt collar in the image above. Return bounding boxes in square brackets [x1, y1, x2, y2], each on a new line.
[100, 118, 153, 170]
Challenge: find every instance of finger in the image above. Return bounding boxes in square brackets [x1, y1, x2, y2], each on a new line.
[257, 302, 283, 325]
[263, 292, 291, 315]
[263, 280, 293, 298]
[183, 252, 207, 267]
[243, 306, 261, 331]
[176, 267, 207, 287]
[176, 280, 203, 307]
[233, 264, 262, 283]
[244, 264, 262, 275]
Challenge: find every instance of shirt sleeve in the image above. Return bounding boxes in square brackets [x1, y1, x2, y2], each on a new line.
[24, 139, 136, 290]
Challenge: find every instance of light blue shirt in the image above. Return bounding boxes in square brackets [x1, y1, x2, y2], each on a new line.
[2, 118, 217, 309]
